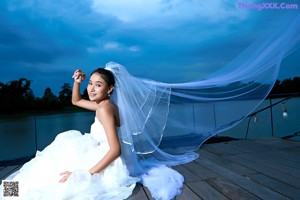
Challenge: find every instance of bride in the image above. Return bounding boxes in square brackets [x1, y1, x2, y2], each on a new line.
[0, 65, 184, 200]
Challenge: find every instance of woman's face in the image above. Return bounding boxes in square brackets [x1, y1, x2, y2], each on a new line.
[87, 73, 112, 102]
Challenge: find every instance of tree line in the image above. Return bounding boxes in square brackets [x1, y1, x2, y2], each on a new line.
[0, 78, 88, 114]
[269, 77, 300, 96]
[0, 76, 299, 114]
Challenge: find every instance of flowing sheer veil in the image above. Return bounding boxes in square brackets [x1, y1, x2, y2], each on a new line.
[105, 13, 300, 176]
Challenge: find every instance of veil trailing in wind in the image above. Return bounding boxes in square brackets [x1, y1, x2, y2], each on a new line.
[105, 13, 300, 176]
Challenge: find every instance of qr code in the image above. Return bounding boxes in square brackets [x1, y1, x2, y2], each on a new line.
[2, 181, 19, 197]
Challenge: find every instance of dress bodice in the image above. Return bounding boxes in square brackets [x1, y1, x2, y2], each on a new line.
[90, 117, 108, 143]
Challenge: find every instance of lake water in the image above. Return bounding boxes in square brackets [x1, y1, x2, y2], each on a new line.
[1, 97, 299, 162]
[0, 112, 95, 161]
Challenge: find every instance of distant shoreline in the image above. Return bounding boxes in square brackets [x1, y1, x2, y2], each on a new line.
[0, 106, 92, 118]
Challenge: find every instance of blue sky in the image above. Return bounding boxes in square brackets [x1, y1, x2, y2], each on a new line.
[0, 0, 299, 97]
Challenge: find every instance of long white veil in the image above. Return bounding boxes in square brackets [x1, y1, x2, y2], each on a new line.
[106, 12, 300, 176]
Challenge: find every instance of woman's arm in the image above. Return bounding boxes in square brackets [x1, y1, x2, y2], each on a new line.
[71, 70, 97, 111]
[59, 103, 120, 183]
[88, 105, 121, 174]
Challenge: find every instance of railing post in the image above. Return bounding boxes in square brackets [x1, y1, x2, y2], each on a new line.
[244, 115, 252, 140]
[192, 104, 195, 134]
[34, 115, 38, 151]
[213, 103, 216, 129]
[269, 98, 274, 137]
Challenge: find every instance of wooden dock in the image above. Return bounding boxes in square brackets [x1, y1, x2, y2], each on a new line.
[1, 138, 300, 200]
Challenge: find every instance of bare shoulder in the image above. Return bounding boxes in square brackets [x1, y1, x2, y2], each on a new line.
[96, 101, 120, 126]
[97, 101, 118, 114]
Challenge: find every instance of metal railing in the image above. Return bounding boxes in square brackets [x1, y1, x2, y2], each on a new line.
[244, 93, 300, 140]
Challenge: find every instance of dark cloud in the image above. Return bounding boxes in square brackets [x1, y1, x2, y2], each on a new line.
[0, 9, 81, 64]
[0, 0, 299, 97]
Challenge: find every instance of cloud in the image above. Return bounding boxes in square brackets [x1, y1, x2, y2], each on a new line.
[103, 42, 120, 50]
[128, 46, 140, 52]
[1, 4, 72, 59]
[1, 0, 252, 72]
[87, 40, 141, 54]
[1, 0, 299, 97]
[91, 0, 248, 25]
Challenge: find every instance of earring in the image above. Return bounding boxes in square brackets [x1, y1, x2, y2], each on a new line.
[108, 92, 110, 97]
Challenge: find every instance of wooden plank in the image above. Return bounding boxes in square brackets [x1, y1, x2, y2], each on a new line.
[277, 147, 300, 163]
[249, 173, 300, 200]
[207, 140, 272, 154]
[250, 149, 300, 167]
[229, 139, 300, 164]
[201, 142, 243, 156]
[206, 177, 260, 200]
[196, 157, 291, 200]
[199, 150, 257, 176]
[183, 161, 219, 181]
[254, 138, 300, 148]
[229, 140, 300, 174]
[141, 185, 152, 200]
[262, 148, 300, 164]
[226, 139, 300, 165]
[187, 181, 229, 200]
[172, 165, 201, 183]
[235, 151, 300, 178]
[176, 184, 202, 200]
[126, 184, 149, 200]
[227, 154, 300, 190]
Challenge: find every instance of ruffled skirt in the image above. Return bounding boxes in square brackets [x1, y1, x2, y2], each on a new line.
[1, 130, 138, 200]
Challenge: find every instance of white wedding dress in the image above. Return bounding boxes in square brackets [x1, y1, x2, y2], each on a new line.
[1, 116, 139, 200]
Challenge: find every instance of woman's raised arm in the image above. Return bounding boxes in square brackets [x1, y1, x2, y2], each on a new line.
[71, 69, 97, 111]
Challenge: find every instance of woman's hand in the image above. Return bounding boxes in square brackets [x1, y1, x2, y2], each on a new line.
[72, 69, 86, 83]
[59, 171, 72, 183]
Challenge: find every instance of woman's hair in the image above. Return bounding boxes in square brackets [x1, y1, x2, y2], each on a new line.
[91, 68, 115, 95]
[91, 68, 115, 87]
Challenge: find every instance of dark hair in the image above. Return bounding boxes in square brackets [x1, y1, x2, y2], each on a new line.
[91, 68, 115, 87]
[91, 68, 115, 94]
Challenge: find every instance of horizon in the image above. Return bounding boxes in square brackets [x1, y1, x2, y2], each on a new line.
[2, 75, 300, 99]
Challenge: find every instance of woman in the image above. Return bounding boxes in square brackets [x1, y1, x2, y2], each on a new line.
[0, 68, 140, 200]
